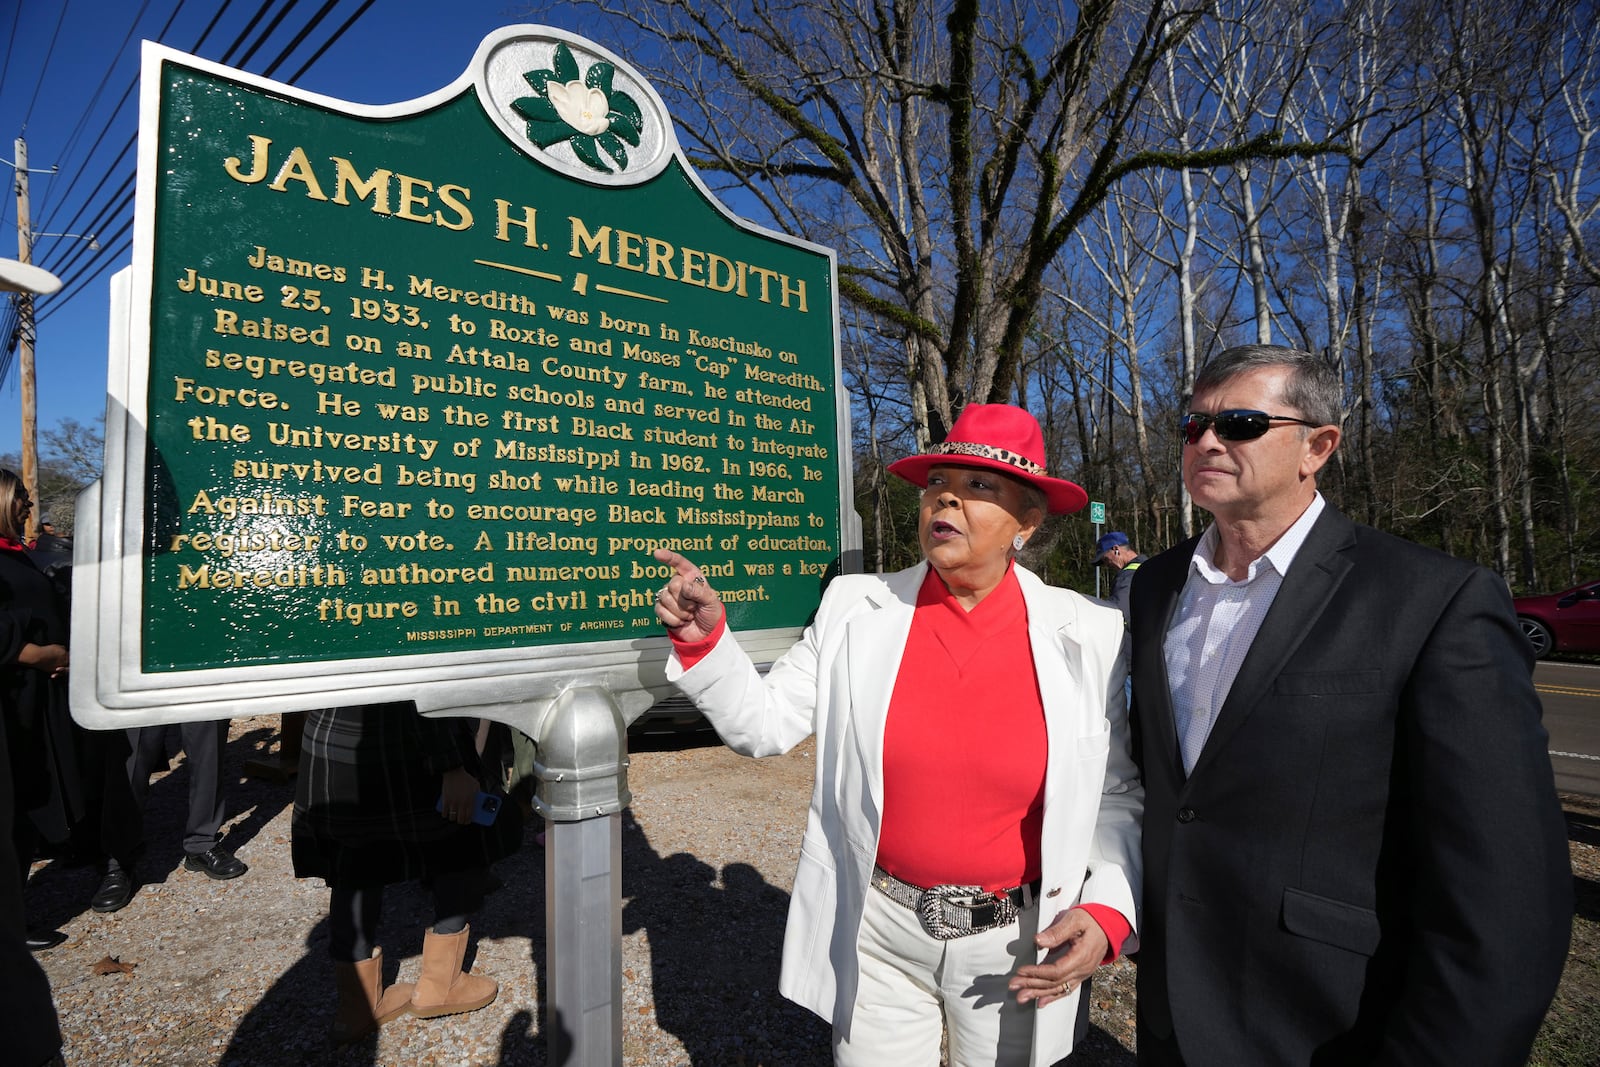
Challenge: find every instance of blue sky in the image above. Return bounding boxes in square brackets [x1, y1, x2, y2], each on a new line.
[1, 1, 549, 462]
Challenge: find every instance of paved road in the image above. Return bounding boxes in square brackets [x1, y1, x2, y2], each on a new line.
[1539, 660, 1600, 797]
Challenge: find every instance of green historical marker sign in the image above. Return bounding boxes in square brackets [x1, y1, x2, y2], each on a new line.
[72, 28, 853, 725]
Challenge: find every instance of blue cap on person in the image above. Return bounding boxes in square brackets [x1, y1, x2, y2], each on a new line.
[1093, 531, 1129, 562]
[887, 403, 1088, 514]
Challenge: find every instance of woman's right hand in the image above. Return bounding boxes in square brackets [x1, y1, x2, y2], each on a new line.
[652, 549, 725, 642]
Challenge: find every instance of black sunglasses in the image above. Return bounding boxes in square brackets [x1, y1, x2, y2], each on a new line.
[1181, 409, 1320, 445]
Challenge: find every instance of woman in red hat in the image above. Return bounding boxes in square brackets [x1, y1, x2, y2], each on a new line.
[653, 404, 1140, 1067]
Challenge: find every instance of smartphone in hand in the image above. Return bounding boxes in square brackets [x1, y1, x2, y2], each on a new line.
[437, 790, 502, 826]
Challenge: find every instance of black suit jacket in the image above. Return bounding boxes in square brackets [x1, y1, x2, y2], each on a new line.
[1129, 504, 1571, 1066]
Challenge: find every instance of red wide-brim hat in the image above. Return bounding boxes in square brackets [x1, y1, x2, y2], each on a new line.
[887, 404, 1088, 515]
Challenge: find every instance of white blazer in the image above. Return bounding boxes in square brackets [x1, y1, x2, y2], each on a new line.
[668, 562, 1143, 1066]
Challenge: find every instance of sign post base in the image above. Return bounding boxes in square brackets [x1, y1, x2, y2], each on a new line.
[533, 685, 630, 1066]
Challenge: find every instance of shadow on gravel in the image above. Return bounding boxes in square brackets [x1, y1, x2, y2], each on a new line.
[1068, 1025, 1138, 1065]
[199, 724, 1134, 1067]
[214, 796, 821, 1066]
[620, 806, 832, 1065]
[219, 825, 550, 1066]
[135, 724, 288, 875]
[25, 723, 294, 931]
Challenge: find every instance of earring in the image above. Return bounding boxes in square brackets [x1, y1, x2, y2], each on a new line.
[1012, 534, 1026, 551]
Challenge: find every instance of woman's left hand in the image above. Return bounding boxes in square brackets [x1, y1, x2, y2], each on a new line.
[1008, 908, 1111, 1007]
[438, 766, 479, 826]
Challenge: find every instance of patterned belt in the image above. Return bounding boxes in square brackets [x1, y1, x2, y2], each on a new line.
[871, 865, 1040, 940]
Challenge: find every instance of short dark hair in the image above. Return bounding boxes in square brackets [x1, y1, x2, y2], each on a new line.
[1192, 345, 1342, 429]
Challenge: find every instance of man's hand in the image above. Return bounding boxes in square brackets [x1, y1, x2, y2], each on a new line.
[1008, 907, 1111, 1007]
[652, 548, 725, 642]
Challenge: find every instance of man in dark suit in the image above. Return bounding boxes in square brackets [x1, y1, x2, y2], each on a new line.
[1129, 344, 1571, 1065]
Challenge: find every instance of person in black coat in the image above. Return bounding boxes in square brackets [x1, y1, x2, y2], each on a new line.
[0, 469, 85, 948]
[0, 475, 66, 1064]
[0, 652, 63, 1067]
[1128, 345, 1571, 1065]
[0, 476, 143, 919]
[292, 701, 521, 1043]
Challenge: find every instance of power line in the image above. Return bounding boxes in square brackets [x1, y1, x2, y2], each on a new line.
[33, 111, 135, 248]
[276, 0, 369, 83]
[21, 0, 70, 128]
[0, 299, 18, 387]
[37, 0, 157, 223]
[37, 229, 131, 329]
[0, 1, 25, 108]
[36, 0, 185, 231]
[233, 0, 302, 71]
[284, 0, 377, 83]
[18, 0, 381, 348]
[36, 191, 133, 322]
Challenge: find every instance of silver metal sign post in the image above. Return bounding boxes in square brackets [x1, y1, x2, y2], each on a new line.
[534, 685, 631, 1067]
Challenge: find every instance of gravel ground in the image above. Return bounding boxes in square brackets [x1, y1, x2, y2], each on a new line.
[24, 716, 1591, 1066]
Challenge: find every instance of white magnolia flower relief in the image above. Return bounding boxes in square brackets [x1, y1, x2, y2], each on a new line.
[514, 43, 645, 174]
[546, 80, 611, 137]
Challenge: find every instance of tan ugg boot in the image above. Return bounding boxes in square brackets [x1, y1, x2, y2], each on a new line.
[331, 947, 415, 1044]
[409, 924, 498, 1018]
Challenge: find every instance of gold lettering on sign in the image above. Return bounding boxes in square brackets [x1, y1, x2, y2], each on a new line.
[567, 215, 809, 312]
[163, 113, 837, 658]
[222, 135, 474, 230]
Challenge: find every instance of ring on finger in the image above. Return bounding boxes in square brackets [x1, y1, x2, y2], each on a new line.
[691, 576, 706, 585]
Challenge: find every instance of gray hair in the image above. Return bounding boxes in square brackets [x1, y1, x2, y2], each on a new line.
[1192, 345, 1343, 429]
[1015, 479, 1047, 520]
[994, 471, 1046, 558]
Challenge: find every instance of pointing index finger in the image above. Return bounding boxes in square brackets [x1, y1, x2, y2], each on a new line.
[652, 547, 699, 575]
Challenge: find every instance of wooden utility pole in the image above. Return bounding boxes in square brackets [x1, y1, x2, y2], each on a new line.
[12, 135, 39, 543]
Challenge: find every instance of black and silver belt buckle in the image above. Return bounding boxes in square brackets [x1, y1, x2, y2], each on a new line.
[916, 884, 1017, 940]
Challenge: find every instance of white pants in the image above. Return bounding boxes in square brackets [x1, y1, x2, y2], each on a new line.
[834, 884, 1040, 1067]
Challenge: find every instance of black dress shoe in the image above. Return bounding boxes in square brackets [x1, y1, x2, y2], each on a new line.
[90, 865, 136, 913]
[182, 846, 247, 880]
[25, 929, 67, 951]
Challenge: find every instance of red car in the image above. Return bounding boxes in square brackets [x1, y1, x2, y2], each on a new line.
[1513, 579, 1600, 659]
